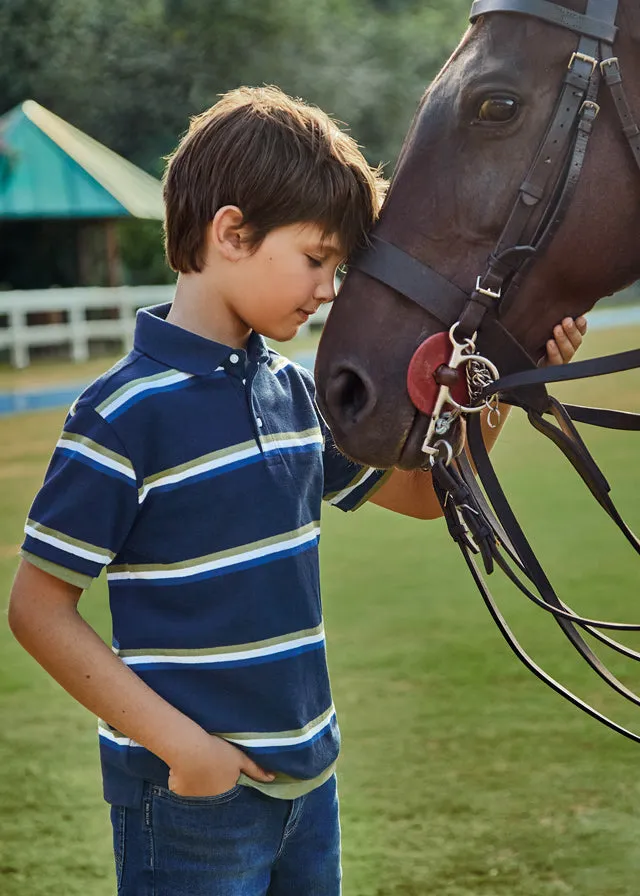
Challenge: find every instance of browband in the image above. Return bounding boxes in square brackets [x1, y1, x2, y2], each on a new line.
[470, 0, 618, 43]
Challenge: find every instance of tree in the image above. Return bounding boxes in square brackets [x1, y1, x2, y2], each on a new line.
[0, 0, 470, 284]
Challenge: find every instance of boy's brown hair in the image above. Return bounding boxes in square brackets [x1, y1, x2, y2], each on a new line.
[163, 86, 385, 273]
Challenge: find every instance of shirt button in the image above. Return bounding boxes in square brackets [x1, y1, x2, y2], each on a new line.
[256, 417, 263, 428]
[229, 353, 240, 364]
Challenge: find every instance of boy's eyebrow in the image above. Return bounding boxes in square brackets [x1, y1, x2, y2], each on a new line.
[316, 241, 345, 259]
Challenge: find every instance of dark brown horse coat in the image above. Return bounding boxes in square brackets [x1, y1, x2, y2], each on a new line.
[315, 0, 640, 470]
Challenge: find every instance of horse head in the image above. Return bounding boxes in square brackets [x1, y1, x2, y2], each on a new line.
[315, 0, 640, 469]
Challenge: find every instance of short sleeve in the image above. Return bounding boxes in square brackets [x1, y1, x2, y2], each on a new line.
[320, 417, 390, 512]
[21, 402, 139, 589]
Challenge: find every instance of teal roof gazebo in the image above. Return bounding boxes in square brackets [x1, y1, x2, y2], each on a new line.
[0, 100, 164, 288]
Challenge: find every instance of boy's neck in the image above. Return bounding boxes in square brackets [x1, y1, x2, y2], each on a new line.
[168, 272, 251, 349]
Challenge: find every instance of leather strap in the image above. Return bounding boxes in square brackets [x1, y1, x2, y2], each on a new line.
[452, 412, 640, 743]
[480, 346, 640, 396]
[470, 0, 618, 41]
[600, 54, 640, 171]
[358, 0, 640, 745]
[349, 236, 468, 327]
[563, 403, 640, 430]
[459, 0, 611, 336]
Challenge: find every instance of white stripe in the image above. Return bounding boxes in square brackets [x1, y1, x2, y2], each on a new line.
[97, 706, 334, 751]
[123, 630, 325, 667]
[263, 433, 323, 453]
[139, 445, 260, 504]
[100, 371, 193, 418]
[327, 467, 378, 506]
[98, 726, 142, 748]
[25, 524, 112, 565]
[226, 708, 336, 749]
[107, 526, 321, 581]
[58, 438, 136, 480]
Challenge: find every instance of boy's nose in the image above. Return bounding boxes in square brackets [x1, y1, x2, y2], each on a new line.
[315, 278, 337, 303]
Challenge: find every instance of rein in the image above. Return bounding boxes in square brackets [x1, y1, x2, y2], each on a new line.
[349, 0, 640, 741]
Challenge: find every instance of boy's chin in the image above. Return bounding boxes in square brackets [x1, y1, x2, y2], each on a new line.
[263, 324, 301, 344]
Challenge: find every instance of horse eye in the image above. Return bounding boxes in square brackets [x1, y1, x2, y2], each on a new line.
[476, 96, 519, 123]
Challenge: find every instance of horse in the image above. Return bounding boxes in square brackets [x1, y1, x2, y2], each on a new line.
[314, 0, 640, 743]
[315, 0, 640, 472]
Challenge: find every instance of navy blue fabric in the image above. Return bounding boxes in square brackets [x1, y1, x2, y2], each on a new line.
[21, 304, 386, 806]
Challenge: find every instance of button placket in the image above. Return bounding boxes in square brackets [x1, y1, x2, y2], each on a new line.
[244, 361, 266, 449]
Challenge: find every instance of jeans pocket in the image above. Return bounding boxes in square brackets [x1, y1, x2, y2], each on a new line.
[110, 805, 126, 892]
[151, 783, 243, 807]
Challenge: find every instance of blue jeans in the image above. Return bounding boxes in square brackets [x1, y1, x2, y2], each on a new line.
[110, 775, 341, 895]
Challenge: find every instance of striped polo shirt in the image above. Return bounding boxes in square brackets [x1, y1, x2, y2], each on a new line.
[21, 303, 388, 807]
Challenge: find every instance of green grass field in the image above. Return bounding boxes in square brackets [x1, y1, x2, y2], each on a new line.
[1, 326, 639, 895]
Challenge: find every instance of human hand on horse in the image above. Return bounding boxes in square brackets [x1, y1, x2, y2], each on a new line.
[481, 315, 588, 451]
[540, 316, 588, 367]
[168, 729, 274, 797]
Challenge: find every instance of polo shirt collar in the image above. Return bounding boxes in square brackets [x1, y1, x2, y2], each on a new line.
[134, 303, 270, 375]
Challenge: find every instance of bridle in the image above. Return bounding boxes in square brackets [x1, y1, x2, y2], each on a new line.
[348, 0, 640, 742]
[352, 0, 640, 443]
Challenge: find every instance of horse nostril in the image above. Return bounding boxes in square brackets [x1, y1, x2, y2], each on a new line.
[326, 366, 376, 426]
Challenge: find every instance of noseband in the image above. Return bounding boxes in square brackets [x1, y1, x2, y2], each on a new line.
[348, 0, 640, 744]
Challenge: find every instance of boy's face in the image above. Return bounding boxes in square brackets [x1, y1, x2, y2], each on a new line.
[227, 222, 345, 342]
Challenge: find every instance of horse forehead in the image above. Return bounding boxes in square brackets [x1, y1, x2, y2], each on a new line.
[435, 19, 548, 103]
[463, 13, 570, 75]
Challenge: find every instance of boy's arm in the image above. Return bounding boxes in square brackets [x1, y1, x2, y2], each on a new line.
[8, 559, 274, 797]
[369, 316, 586, 520]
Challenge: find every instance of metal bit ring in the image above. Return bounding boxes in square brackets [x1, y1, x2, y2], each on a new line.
[428, 439, 454, 468]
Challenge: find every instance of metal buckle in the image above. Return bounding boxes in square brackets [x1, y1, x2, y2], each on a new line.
[475, 276, 501, 301]
[600, 56, 619, 74]
[600, 57, 621, 84]
[579, 100, 600, 121]
[568, 52, 598, 75]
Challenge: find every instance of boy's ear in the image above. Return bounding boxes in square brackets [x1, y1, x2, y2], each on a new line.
[208, 206, 255, 260]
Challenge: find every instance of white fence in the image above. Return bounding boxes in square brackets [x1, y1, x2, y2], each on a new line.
[0, 285, 330, 368]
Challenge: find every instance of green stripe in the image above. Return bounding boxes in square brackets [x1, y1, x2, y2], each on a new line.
[116, 623, 324, 659]
[60, 431, 134, 474]
[98, 717, 336, 800]
[324, 465, 371, 502]
[96, 369, 185, 414]
[267, 356, 289, 374]
[238, 761, 337, 800]
[351, 468, 393, 511]
[26, 519, 116, 561]
[141, 439, 256, 490]
[108, 520, 320, 575]
[20, 550, 94, 590]
[101, 705, 334, 751]
[260, 427, 321, 446]
[219, 705, 334, 742]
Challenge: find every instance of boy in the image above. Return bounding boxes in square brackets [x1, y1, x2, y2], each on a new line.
[8, 86, 585, 895]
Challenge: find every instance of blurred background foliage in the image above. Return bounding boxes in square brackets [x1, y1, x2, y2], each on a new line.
[0, 0, 470, 284]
